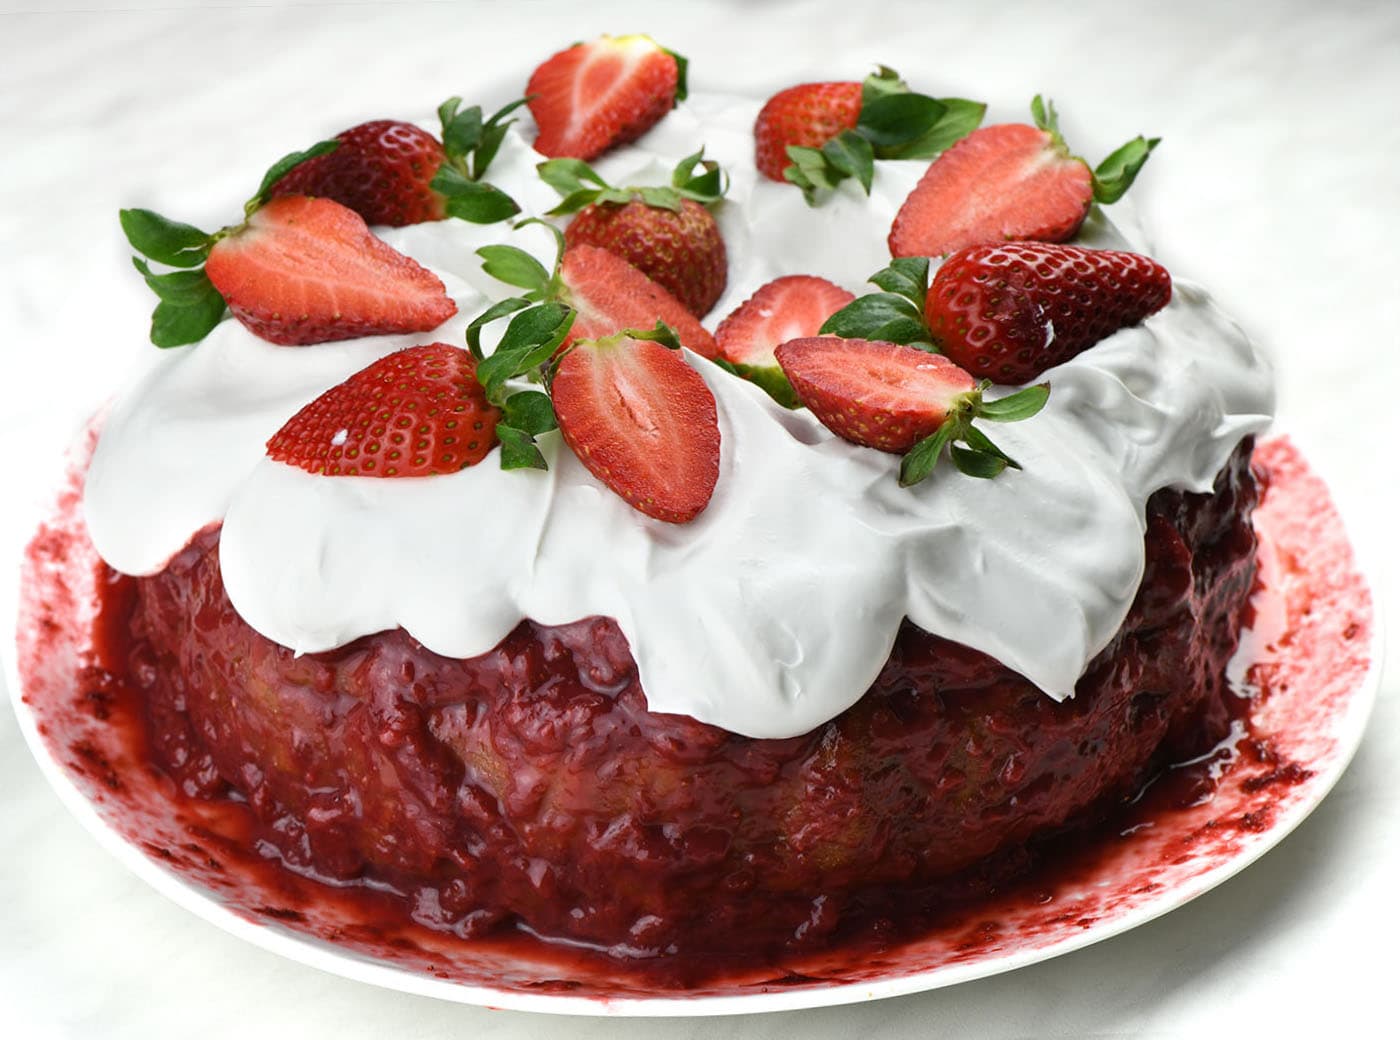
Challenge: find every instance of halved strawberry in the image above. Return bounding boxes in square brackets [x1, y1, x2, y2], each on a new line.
[889, 97, 1158, 257]
[267, 343, 500, 476]
[527, 34, 683, 160]
[926, 242, 1172, 383]
[775, 336, 1047, 485]
[268, 120, 449, 226]
[559, 244, 717, 358]
[121, 143, 458, 347]
[715, 275, 854, 406]
[551, 331, 720, 522]
[204, 195, 457, 345]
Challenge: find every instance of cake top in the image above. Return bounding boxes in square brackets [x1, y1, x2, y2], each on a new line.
[85, 38, 1274, 737]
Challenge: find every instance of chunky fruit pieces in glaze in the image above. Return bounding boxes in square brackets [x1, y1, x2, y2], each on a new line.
[128, 442, 1258, 961]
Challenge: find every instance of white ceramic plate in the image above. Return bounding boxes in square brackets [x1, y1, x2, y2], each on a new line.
[2, 428, 1382, 1017]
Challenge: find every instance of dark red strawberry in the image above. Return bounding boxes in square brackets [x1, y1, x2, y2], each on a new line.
[267, 343, 500, 476]
[889, 97, 1158, 257]
[775, 336, 1048, 485]
[527, 34, 683, 160]
[203, 195, 456, 345]
[551, 331, 720, 522]
[559, 245, 717, 358]
[715, 275, 854, 405]
[926, 242, 1172, 383]
[753, 81, 862, 182]
[267, 120, 447, 226]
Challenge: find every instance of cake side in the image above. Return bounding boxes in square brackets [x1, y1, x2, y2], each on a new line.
[126, 439, 1258, 959]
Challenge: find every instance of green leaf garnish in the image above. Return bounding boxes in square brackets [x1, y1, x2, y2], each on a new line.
[1093, 136, 1161, 204]
[820, 132, 876, 193]
[714, 357, 801, 409]
[978, 383, 1051, 422]
[890, 98, 988, 159]
[466, 297, 531, 359]
[896, 381, 1046, 487]
[866, 256, 931, 308]
[132, 258, 226, 348]
[429, 94, 526, 221]
[502, 390, 558, 436]
[119, 209, 212, 268]
[475, 244, 552, 294]
[819, 293, 930, 346]
[538, 149, 727, 215]
[857, 93, 947, 149]
[496, 424, 549, 470]
[475, 301, 575, 402]
[1031, 94, 1159, 205]
[661, 46, 689, 103]
[820, 257, 934, 346]
[433, 169, 521, 223]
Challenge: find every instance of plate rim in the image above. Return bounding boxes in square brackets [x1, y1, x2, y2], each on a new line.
[0, 435, 1385, 1018]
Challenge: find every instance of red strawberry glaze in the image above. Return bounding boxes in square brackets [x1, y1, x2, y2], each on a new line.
[14, 432, 1375, 1001]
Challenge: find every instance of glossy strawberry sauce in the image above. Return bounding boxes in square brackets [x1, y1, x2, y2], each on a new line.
[15, 435, 1374, 1000]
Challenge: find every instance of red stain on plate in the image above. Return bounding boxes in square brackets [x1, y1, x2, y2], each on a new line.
[12, 433, 1377, 1004]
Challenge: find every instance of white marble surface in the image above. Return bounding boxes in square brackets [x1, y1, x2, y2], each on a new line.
[1, 0, 1396, 1035]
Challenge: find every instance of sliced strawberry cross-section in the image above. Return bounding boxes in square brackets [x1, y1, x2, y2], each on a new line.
[528, 34, 683, 161]
[267, 342, 500, 477]
[560, 244, 717, 358]
[775, 336, 1048, 485]
[551, 331, 721, 523]
[889, 96, 1159, 258]
[204, 195, 457, 346]
[715, 275, 854, 406]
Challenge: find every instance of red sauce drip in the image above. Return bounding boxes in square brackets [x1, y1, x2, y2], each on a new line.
[14, 434, 1374, 1000]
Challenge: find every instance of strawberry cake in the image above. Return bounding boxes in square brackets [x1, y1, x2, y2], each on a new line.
[66, 35, 1274, 974]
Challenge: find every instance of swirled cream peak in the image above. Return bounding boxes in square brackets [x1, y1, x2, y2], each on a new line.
[83, 92, 1274, 738]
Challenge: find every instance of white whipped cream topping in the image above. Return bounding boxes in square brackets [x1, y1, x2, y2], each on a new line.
[83, 92, 1274, 738]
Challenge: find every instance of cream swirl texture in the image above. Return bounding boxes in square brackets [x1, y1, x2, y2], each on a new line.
[83, 92, 1274, 738]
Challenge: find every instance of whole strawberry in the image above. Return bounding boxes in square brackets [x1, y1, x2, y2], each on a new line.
[267, 97, 525, 227]
[890, 96, 1159, 258]
[268, 120, 448, 225]
[754, 81, 862, 181]
[528, 34, 685, 160]
[267, 343, 500, 476]
[753, 67, 986, 202]
[539, 151, 728, 316]
[926, 242, 1172, 383]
